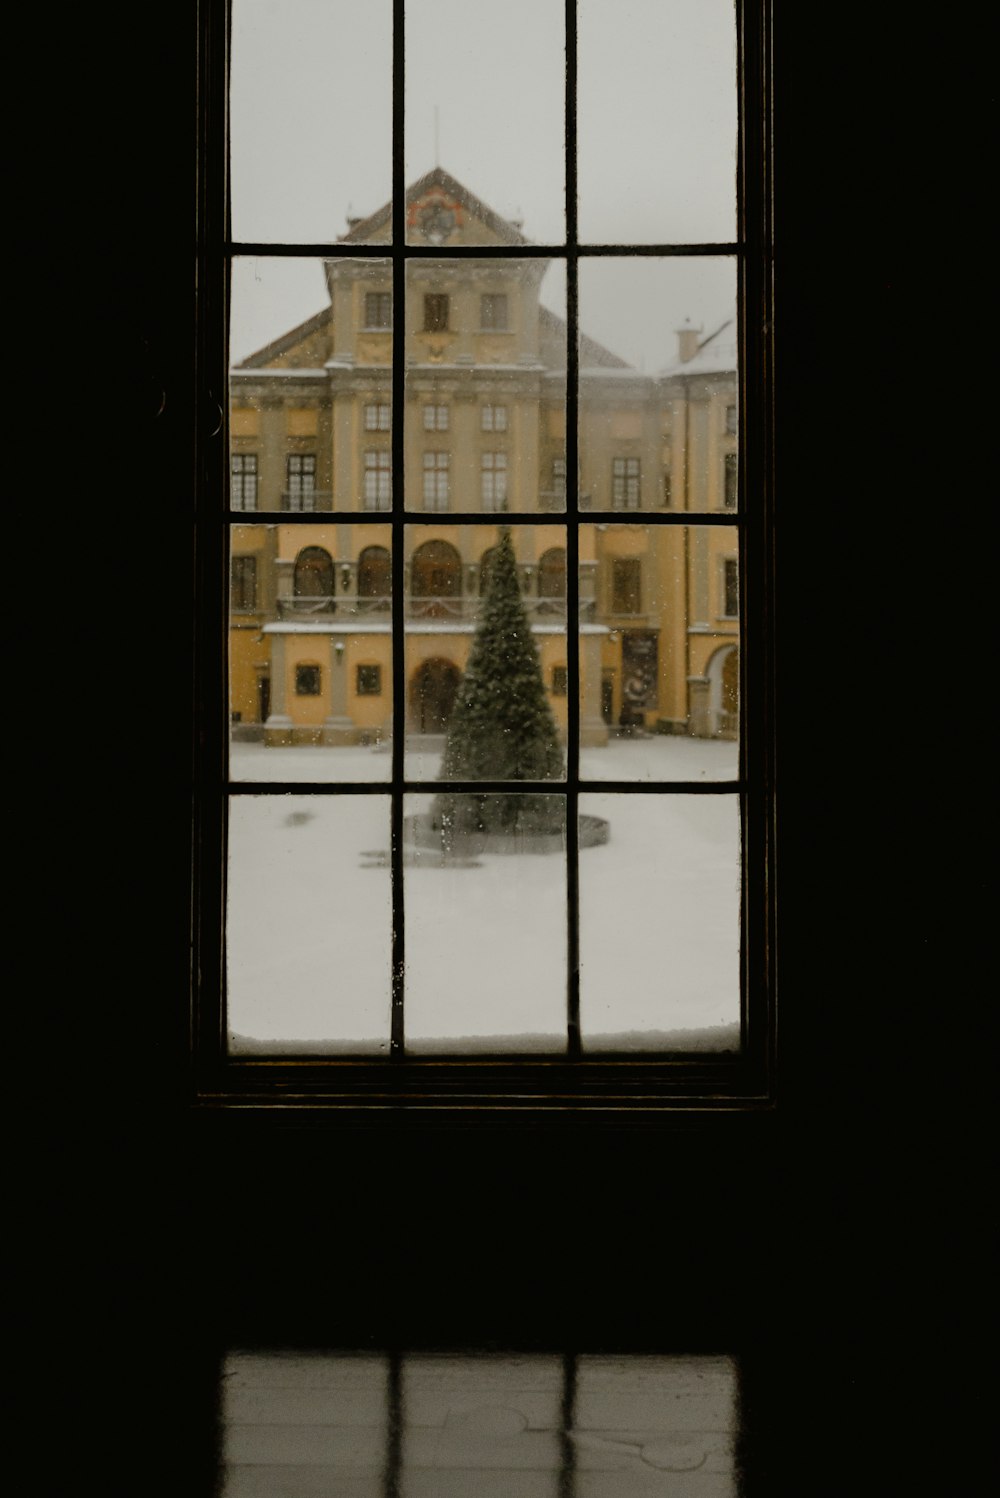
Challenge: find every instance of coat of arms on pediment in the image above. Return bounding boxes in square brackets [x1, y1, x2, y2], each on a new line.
[408, 188, 464, 244]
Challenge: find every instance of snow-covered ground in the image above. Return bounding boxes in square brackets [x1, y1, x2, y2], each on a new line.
[227, 736, 741, 1055]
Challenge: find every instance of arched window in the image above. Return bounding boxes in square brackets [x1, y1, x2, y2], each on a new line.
[411, 540, 462, 598]
[357, 545, 391, 609]
[538, 548, 567, 599]
[293, 546, 335, 598]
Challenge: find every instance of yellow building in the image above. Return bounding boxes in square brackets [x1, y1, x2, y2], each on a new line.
[229, 169, 739, 747]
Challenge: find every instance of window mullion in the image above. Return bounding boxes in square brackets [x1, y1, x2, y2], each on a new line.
[389, 0, 406, 1059]
[565, 0, 580, 1058]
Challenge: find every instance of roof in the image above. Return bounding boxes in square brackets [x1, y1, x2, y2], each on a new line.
[659, 316, 738, 377]
[338, 165, 532, 247]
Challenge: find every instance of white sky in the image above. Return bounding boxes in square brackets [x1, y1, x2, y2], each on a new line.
[229, 0, 737, 370]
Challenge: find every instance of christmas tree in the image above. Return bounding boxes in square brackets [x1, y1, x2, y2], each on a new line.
[431, 526, 565, 845]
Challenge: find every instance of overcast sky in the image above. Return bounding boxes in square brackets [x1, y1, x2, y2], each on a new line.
[229, 0, 737, 370]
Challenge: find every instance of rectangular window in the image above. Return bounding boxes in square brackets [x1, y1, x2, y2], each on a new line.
[480, 292, 508, 330]
[364, 403, 391, 431]
[364, 291, 392, 328]
[723, 557, 739, 618]
[423, 293, 449, 332]
[209, 0, 772, 1112]
[422, 451, 450, 510]
[284, 453, 316, 512]
[230, 555, 257, 612]
[481, 403, 508, 432]
[612, 457, 641, 510]
[363, 450, 391, 511]
[611, 557, 642, 615]
[230, 453, 258, 511]
[662, 471, 672, 508]
[725, 402, 738, 434]
[481, 452, 508, 511]
[724, 451, 738, 509]
[294, 664, 321, 696]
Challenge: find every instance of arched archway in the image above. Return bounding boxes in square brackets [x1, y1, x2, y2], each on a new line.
[293, 546, 335, 598]
[357, 545, 391, 610]
[409, 658, 461, 733]
[707, 644, 739, 738]
[411, 539, 462, 619]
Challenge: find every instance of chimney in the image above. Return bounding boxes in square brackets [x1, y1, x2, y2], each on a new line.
[675, 319, 702, 363]
[346, 214, 363, 230]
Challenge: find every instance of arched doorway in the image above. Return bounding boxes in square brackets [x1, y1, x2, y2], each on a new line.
[411, 539, 462, 619]
[357, 544, 391, 611]
[293, 546, 335, 601]
[708, 645, 739, 738]
[537, 547, 566, 613]
[409, 658, 461, 733]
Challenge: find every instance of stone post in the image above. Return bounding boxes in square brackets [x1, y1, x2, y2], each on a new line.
[322, 634, 356, 745]
[264, 632, 294, 746]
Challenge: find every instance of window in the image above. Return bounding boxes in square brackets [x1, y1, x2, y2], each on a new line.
[423, 451, 450, 510]
[423, 293, 449, 332]
[481, 403, 508, 432]
[356, 664, 382, 696]
[204, 0, 774, 1115]
[724, 452, 738, 509]
[662, 472, 673, 508]
[481, 452, 507, 511]
[230, 453, 257, 511]
[364, 291, 392, 329]
[480, 292, 508, 330]
[230, 555, 257, 612]
[725, 402, 738, 434]
[612, 457, 641, 510]
[611, 557, 642, 615]
[723, 558, 739, 618]
[293, 546, 334, 599]
[284, 453, 316, 511]
[364, 403, 391, 431]
[363, 450, 391, 511]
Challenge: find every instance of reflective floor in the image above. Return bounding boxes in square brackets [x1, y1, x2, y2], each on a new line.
[220, 1351, 738, 1497]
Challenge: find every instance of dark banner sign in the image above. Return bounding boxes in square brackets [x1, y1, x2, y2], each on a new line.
[622, 630, 659, 710]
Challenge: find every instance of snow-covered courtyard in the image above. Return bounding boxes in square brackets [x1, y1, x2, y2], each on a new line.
[227, 735, 741, 1055]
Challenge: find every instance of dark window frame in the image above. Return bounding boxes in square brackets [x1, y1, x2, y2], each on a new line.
[198, 0, 777, 1120]
[294, 663, 322, 696]
[230, 452, 258, 511]
[364, 291, 393, 329]
[423, 292, 449, 332]
[356, 663, 383, 696]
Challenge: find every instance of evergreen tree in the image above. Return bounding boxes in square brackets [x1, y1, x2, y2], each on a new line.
[431, 526, 565, 843]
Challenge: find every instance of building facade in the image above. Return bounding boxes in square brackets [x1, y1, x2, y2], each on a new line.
[229, 169, 739, 747]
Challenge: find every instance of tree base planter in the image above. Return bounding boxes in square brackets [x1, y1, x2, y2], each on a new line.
[404, 811, 610, 857]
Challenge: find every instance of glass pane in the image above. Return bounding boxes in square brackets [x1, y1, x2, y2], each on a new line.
[405, 1, 564, 245]
[230, 0, 392, 243]
[578, 793, 741, 1050]
[229, 524, 392, 782]
[227, 795, 392, 1052]
[579, 524, 739, 779]
[404, 793, 567, 1051]
[575, 1354, 738, 1484]
[231, 256, 392, 514]
[578, 0, 737, 243]
[404, 258, 566, 514]
[578, 258, 737, 514]
[404, 525, 568, 782]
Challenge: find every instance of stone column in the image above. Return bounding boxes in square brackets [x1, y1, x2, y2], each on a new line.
[322, 634, 356, 745]
[580, 630, 609, 746]
[264, 632, 294, 746]
[275, 557, 295, 616]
